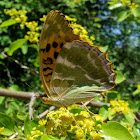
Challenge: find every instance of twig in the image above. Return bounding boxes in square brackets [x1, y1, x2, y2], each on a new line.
[37, 106, 56, 118]
[2, 52, 39, 75]
[5, 66, 13, 84]
[29, 95, 37, 120]
[0, 88, 36, 99]
[89, 101, 109, 107]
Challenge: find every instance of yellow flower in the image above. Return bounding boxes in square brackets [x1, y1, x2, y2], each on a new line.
[80, 111, 90, 117]
[75, 129, 84, 139]
[94, 133, 103, 140]
[93, 115, 103, 123]
[27, 135, 35, 140]
[15, 17, 21, 23]
[39, 119, 47, 126]
[20, 24, 24, 28]
[0, 127, 4, 134]
[31, 130, 43, 137]
[90, 36, 95, 41]
[137, 84, 140, 90]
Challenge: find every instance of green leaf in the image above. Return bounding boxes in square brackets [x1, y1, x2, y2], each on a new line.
[108, 2, 122, 10]
[115, 71, 126, 84]
[124, 110, 135, 126]
[17, 112, 26, 121]
[0, 19, 17, 28]
[102, 121, 135, 140]
[34, 56, 39, 67]
[14, 125, 24, 136]
[117, 11, 130, 22]
[69, 108, 86, 114]
[132, 89, 140, 95]
[107, 91, 119, 100]
[7, 39, 27, 56]
[131, 7, 140, 17]
[21, 45, 28, 55]
[0, 112, 15, 136]
[8, 85, 21, 91]
[100, 45, 108, 52]
[107, 109, 116, 120]
[24, 115, 39, 136]
[0, 96, 5, 104]
[99, 106, 108, 120]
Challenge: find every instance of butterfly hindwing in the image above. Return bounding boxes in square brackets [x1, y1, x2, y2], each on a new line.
[49, 41, 116, 106]
[39, 10, 80, 96]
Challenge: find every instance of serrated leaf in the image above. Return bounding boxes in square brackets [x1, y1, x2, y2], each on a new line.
[131, 7, 140, 17]
[115, 71, 126, 84]
[0, 19, 17, 28]
[108, 2, 122, 10]
[117, 11, 130, 22]
[7, 39, 27, 56]
[0, 112, 15, 136]
[102, 121, 135, 140]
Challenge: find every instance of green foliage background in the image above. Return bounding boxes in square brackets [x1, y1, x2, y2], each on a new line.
[0, 0, 140, 139]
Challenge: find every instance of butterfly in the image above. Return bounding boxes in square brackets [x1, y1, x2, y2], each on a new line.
[39, 10, 116, 107]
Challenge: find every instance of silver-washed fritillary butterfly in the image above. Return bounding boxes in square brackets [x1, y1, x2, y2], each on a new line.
[39, 10, 116, 107]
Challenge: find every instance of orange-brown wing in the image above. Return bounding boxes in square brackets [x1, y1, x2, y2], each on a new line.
[39, 10, 80, 97]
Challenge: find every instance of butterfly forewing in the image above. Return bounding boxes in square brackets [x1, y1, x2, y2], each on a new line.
[39, 10, 80, 97]
[50, 41, 116, 105]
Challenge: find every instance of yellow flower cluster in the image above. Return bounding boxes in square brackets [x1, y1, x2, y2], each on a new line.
[24, 21, 39, 43]
[4, 9, 28, 27]
[109, 100, 130, 114]
[27, 127, 43, 140]
[47, 107, 103, 139]
[0, 127, 4, 134]
[66, 16, 95, 45]
[27, 107, 104, 140]
[129, 2, 140, 9]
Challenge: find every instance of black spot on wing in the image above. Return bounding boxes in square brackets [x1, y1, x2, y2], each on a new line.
[43, 67, 53, 71]
[43, 58, 53, 65]
[60, 43, 64, 48]
[52, 42, 58, 48]
[54, 52, 59, 59]
[40, 48, 45, 52]
[46, 44, 51, 52]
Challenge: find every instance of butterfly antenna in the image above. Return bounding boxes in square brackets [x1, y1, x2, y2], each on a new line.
[25, 82, 43, 97]
[81, 101, 95, 116]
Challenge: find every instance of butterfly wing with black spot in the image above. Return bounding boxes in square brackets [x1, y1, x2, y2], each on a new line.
[39, 10, 80, 97]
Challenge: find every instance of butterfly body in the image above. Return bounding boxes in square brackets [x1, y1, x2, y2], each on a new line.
[39, 10, 116, 107]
